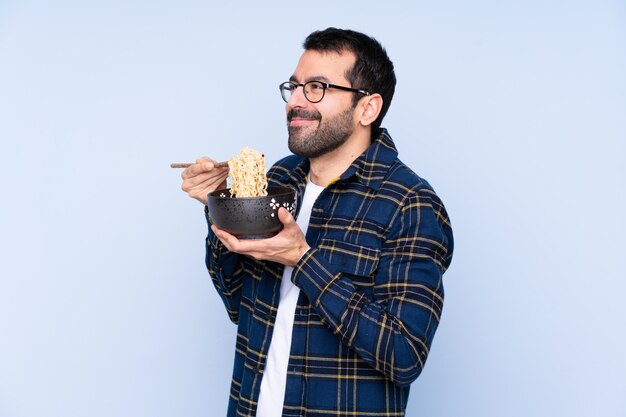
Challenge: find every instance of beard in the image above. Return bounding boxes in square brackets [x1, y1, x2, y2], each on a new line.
[287, 107, 354, 158]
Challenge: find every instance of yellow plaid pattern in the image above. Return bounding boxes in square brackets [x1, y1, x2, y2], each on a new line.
[205, 129, 453, 416]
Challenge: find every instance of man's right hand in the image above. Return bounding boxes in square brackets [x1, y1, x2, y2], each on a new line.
[180, 157, 229, 205]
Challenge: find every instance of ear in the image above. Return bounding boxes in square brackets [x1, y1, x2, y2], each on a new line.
[356, 93, 383, 127]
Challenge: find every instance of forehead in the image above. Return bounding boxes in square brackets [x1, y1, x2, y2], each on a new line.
[291, 49, 356, 83]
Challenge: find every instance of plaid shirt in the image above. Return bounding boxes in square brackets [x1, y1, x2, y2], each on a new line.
[205, 128, 453, 417]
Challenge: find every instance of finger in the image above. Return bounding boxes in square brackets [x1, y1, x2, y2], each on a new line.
[183, 172, 229, 205]
[211, 225, 231, 250]
[212, 225, 272, 260]
[195, 156, 211, 164]
[212, 224, 239, 249]
[182, 162, 212, 179]
[189, 170, 229, 188]
[182, 170, 228, 193]
[183, 159, 228, 179]
[277, 207, 296, 226]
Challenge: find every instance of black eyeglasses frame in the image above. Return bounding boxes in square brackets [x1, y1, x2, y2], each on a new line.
[279, 81, 371, 103]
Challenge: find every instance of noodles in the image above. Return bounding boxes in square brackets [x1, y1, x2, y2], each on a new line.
[228, 147, 268, 198]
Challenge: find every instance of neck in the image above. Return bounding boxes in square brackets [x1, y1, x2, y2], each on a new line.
[308, 127, 372, 187]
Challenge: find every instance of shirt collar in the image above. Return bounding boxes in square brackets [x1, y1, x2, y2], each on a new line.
[337, 128, 398, 190]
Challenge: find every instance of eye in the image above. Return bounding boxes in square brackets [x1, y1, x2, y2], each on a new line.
[309, 82, 325, 91]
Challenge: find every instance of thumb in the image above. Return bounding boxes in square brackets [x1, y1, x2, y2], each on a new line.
[277, 207, 296, 226]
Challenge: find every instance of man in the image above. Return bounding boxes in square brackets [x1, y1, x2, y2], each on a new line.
[181, 27, 453, 417]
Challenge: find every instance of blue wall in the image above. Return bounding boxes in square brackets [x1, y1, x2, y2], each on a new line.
[1, 1, 624, 416]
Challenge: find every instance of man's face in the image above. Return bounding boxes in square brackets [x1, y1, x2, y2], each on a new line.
[286, 50, 358, 158]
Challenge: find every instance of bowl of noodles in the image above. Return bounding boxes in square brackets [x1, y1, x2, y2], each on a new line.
[207, 147, 297, 240]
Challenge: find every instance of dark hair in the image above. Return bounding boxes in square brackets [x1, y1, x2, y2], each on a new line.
[303, 27, 396, 131]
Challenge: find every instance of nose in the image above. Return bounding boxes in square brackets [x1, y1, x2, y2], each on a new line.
[287, 85, 309, 109]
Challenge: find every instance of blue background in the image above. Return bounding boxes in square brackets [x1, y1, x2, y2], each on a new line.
[1, 1, 624, 416]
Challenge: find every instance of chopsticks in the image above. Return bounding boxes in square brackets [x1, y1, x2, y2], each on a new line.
[170, 161, 229, 168]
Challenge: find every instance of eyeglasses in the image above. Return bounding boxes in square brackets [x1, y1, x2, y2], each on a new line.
[279, 81, 370, 103]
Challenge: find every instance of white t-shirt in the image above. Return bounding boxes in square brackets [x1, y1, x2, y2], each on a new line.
[256, 180, 325, 417]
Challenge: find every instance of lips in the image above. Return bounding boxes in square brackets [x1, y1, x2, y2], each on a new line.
[289, 118, 317, 128]
[287, 109, 321, 123]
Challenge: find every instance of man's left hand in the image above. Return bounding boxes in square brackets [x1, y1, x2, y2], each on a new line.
[212, 207, 310, 266]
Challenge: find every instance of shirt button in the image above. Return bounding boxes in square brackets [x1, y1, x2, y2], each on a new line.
[252, 366, 261, 374]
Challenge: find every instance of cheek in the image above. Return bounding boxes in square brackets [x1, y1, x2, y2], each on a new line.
[315, 103, 338, 120]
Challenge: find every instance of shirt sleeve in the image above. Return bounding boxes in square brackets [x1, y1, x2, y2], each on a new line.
[204, 206, 245, 324]
[291, 186, 453, 386]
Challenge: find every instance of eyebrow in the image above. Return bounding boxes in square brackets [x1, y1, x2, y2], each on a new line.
[289, 75, 331, 83]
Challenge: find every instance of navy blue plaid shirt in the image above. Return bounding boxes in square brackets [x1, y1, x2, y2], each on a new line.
[205, 128, 453, 417]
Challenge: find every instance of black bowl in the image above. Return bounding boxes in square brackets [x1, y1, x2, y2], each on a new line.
[206, 186, 297, 239]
